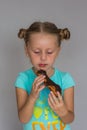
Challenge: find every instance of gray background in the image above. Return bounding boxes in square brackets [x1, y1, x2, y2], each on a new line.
[0, 0, 87, 130]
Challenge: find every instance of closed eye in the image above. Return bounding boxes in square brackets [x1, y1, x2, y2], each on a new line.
[34, 51, 40, 54]
[47, 52, 53, 54]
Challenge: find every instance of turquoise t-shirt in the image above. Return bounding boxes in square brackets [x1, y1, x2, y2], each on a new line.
[14, 68, 75, 130]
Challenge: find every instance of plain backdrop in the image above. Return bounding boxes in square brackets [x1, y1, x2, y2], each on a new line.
[0, 0, 87, 130]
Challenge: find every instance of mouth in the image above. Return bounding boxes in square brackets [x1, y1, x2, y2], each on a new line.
[38, 64, 47, 67]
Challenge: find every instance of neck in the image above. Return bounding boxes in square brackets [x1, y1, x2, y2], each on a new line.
[32, 67, 54, 77]
[46, 68, 54, 77]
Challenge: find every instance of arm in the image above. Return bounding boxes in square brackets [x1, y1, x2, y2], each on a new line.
[60, 87, 74, 123]
[15, 75, 45, 123]
[48, 87, 74, 124]
[15, 88, 35, 124]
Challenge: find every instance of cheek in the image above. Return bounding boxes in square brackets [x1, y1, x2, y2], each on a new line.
[47, 55, 57, 63]
[51, 52, 58, 59]
[29, 53, 39, 62]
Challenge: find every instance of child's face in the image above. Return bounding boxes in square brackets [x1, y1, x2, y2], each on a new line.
[25, 33, 61, 72]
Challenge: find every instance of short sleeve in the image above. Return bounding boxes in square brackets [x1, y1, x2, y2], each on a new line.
[14, 72, 29, 93]
[62, 72, 75, 90]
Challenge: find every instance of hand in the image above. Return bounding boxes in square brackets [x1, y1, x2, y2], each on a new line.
[48, 91, 68, 117]
[30, 75, 45, 101]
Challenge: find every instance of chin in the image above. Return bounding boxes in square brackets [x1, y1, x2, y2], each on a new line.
[39, 68, 46, 71]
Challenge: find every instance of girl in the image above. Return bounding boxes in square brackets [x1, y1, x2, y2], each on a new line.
[15, 21, 75, 130]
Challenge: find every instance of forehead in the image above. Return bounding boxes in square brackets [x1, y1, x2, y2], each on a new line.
[29, 33, 58, 48]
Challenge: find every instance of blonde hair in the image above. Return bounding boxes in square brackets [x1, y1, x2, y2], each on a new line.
[18, 21, 70, 46]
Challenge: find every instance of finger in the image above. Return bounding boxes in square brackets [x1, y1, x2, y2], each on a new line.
[33, 80, 46, 93]
[35, 75, 45, 82]
[57, 92, 63, 102]
[48, 92, 56, 107]
[48, 98, 54, 110]
[37, 75, 45, 84]
[34, 76, 45, 86]
[33, 75, 45, 87]
[36, 78, 45, 87]
[38, 85, 45, 92]
[50, 91, 62, 107]
[51, 91, 58, 102]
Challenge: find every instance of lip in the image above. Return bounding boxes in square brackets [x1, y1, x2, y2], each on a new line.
[38, 64, 47, 67]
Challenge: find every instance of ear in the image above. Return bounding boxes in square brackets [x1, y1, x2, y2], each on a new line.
[24, 45, 29, 57]
[56, 46, 61, 56]
[58, 46, 61, 52]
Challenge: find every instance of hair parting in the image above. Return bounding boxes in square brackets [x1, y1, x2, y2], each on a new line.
[18, 21, 70, 46]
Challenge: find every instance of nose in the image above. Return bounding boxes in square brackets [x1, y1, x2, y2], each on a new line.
[40, 52, 47, 61]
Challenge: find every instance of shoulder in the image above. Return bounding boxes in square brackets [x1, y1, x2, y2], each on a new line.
[55, 68, 75, 90]
[55, 68, 73, 78]
[14, 68, 35, 92]
[16, 68, 35, 79]
[54, 68, 68, 78]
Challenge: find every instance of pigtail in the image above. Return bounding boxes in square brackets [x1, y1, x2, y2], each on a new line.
[58, 28, 70, 41]
[18, 28, 27, 39]
[17, 22, 71, 46]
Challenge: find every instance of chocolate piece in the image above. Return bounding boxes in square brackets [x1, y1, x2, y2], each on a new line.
[37, 70, 61, 96]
